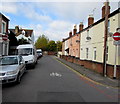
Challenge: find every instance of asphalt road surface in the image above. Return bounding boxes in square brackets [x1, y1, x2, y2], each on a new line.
[2, 55, 119, 103]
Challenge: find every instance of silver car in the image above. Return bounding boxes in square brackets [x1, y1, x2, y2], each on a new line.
[0, 55, 26, 84]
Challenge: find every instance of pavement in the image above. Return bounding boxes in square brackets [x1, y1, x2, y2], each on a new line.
[55, 56, 120, 89]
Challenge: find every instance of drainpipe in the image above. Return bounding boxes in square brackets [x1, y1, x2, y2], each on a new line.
[103, 0, 109, 77]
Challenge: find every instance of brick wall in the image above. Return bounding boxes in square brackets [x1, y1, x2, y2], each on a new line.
[61, 55, 120, 79]
[48, 51, 57, 55]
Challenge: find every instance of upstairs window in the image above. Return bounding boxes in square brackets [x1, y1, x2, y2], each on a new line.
[2, 21, 6, 34]
[108, 20, 110, 33]
[93, 47, 97, 60]
[86, 30, 91, 41]
[87, 30, 89, 37]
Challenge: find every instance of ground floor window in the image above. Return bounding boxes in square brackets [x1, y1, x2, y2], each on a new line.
[4, 43, 8, 55]
[106, 46, 108, 61]
[86, 48, 89, 59]
[0, 43, 3, 56]
[93, 47, 97, 60]
[0, 42, 8, 56]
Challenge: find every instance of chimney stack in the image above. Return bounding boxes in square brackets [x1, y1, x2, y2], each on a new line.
[69, 31, 72, 37]
[88, 15, 94, 26]
[79, 22, 84, 32]
[102, 2, 110, 18]
[73, 25, 77, 35]
[15, 26, 19, 36]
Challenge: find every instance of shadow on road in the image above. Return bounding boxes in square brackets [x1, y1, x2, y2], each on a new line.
[2, 71, 28, 88]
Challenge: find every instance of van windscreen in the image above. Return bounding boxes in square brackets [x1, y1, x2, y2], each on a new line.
[18, 48, 32, 55]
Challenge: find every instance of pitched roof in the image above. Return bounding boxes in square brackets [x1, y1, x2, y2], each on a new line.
[63, 8, 120, 42]
[9, 29, 33, 37]
[0, 13, 10, 21]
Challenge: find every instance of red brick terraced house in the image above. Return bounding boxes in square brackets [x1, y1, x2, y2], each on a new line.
[0, 13, 9, 56]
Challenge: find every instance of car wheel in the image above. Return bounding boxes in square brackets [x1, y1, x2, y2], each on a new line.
[32, 64, 35, 68]
[16, 73, 21, 84]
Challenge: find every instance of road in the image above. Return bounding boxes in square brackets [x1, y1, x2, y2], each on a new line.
[2, 55, 119, 103]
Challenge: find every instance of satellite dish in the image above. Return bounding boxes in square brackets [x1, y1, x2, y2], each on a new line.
[22, 30, 25, 35]
[86, 36, 91, 40]
[108, 32, 113, 37]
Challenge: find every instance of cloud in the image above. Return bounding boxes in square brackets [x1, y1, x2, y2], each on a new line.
[28, 20, 74, 42]
[2, 2, 119, 42]
[48, 20, 73, 31]
[16, 3, 52, 23]
[43, 20, 74, 41]
[1, 2, 18, 14]
[1, 0, 120, 2]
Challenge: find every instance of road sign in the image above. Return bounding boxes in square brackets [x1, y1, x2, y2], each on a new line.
[113, 32, 120, 41]
[113, 40, 120, 45]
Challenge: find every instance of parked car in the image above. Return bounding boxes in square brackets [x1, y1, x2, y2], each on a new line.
[37, 49, 43, 59]
[17, 44, 37, 68]
[0, 55, 26, 84]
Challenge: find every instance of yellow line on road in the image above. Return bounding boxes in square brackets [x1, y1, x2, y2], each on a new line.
[53, 56, 119, 89]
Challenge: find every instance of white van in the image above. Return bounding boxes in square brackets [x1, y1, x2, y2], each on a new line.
[36, 49, 43, 59]
[17, 44, 37, 68]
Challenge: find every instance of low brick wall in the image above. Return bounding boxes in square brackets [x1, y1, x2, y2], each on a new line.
[48, 51, 57, 55]
[61, 55, 120, 79]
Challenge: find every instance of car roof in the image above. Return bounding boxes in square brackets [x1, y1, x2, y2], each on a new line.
[1, 55, 20, 58]
[17, 44, 34, 49]
[37, 49, 42, 51]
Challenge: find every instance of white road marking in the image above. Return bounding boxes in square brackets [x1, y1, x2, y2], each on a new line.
[50, 72, 62, 77]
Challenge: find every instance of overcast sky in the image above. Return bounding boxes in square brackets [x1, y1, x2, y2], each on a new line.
[1, 0, 119, 42]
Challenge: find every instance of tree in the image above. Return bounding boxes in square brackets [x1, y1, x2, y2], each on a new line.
[47, 40, 57, 52]
[35, 34, 49, 51]
[8, 31, 18, 46]
[56, 41, 62, 51]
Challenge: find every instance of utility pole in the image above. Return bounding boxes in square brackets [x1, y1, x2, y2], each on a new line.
[103, 0, 109, 77]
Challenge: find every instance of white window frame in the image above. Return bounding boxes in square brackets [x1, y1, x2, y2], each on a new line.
[2, 20, 6, 35]
[87, 30, 89, 37]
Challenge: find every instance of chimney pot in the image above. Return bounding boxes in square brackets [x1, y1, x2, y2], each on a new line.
[79, 22, 84, 32]
[15, 26, 19, 36]
[69, 31, 72, 37]
[73, 25, 77, 35]
[102, 2, 110, 18]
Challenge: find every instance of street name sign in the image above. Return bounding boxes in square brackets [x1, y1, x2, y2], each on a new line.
[113, 40, 120, 45]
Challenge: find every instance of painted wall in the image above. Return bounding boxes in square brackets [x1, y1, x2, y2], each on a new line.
[62, 41, 65, 55]
[0, 14, 9, 56]
[68, 34, 80, 57]
[64, 39, 69, 55]
[80, 13, 120, 65]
